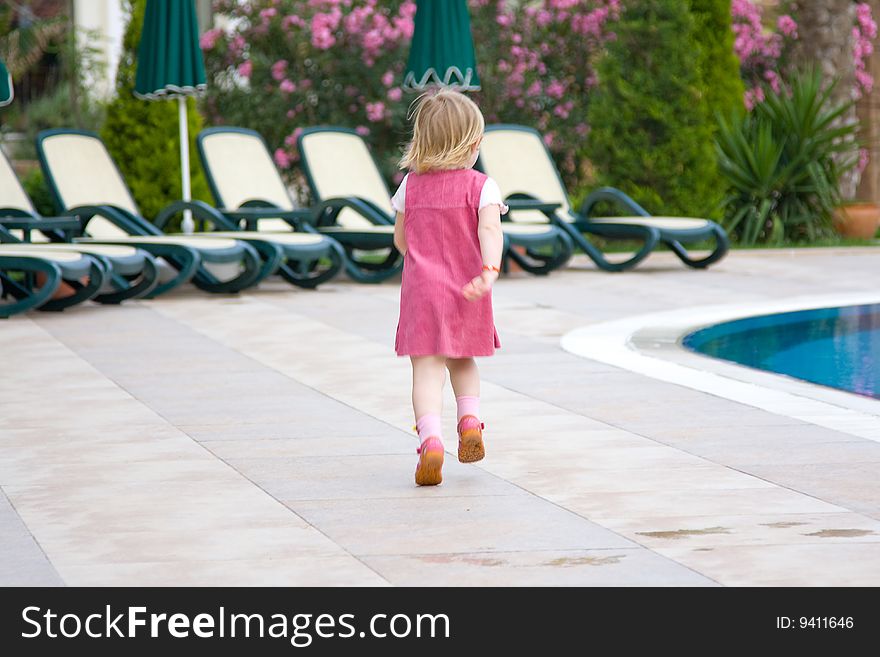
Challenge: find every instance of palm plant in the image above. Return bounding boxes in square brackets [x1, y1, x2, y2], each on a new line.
[716, 69, 860, 245]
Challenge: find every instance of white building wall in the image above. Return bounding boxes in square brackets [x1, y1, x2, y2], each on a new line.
[73, 0, 125, 99]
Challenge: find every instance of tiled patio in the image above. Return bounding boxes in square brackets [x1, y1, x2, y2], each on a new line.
[3, 247, 880, 586]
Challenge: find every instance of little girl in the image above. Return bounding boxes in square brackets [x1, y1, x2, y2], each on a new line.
[391, 90, 507, 486]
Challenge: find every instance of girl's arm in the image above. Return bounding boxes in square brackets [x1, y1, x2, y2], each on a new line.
[462, 205, 503, 301]
[393, 212, 407, 255]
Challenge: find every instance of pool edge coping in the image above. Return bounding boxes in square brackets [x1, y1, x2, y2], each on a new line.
[560, 292, 880, 443]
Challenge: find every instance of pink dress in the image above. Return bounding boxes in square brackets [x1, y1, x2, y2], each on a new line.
[394, 168, 501, 358]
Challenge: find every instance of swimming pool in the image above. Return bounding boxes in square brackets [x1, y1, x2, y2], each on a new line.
[683, 303, 880, 399]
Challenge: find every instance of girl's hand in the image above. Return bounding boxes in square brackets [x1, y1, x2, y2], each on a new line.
[462, 270, 498, 301]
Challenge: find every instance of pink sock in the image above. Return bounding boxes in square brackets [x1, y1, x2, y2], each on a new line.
[416, 413, 442, 441]
[456, 395, 480, 421]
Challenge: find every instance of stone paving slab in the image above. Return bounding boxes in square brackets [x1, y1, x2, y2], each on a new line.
[0, 489, 63, 587]
[363, 548, 717, 587]
[654, 543, 880, 586]
[602, 512, 880, 549]
[288, 494, 635, 557]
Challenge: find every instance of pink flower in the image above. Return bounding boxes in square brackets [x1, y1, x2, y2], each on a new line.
[286, 109, 296, 119]
[199, 28, 221, 50]
[387, 87, 403, 102]
[763, 70, 780, 93]
[279, 79, 296, 94]
[271, 59, 288, 81]
[259, 7, 277, 21]
[282, 14, 304, 29]
[553, 101, 573, 119]
[381, 70, 395, 87]
[312, 26, 336, 49]
[274, 148, 291, 169]
[228, 34, 246, 57]
[311, 9, 342, 50]
[744, 86, 765, 111]
[366, 101, 386, 122]
[546, 80, 566, 99]
[362, 29, 384, 53]
[543, 132, 555, 147]
[776, 15, 798, 38]
[356, 126, 370, 136]
[856, 69, 874, 96]
[284, 128, 303, 147]
[237, 60, 252, 78]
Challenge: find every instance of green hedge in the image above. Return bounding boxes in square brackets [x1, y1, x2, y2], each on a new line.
[688, 0, 745, 125]
[586, 0, 721, 218]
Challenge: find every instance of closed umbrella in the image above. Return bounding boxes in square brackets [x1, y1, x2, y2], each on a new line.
[0, 57, 13, 107]
[403, 0, 480, 92]
[133, 0, 206, 234]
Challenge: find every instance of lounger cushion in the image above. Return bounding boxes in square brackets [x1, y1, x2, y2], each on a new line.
[587, 216, 711, 230]
[480, 128, 571, 224]
[299, 131, 395, 229]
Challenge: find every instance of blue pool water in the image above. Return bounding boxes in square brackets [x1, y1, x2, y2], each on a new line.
[683, 304, 880, 399]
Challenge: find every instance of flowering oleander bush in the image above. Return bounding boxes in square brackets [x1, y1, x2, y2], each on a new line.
[201, 0, 620, 199]
[201, 0, 417, 196]
[853, 2, 878, 96]
[469, 0, 620, 181]
[732, 0, 878, 109]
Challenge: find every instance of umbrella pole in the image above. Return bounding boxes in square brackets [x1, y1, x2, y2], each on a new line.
[178, 96, 194, 235]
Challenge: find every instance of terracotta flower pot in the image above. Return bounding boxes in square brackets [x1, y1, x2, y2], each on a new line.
[833, 202, 880, 239]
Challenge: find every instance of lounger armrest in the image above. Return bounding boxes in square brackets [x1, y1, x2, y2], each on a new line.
[502, 193, 562, 222]
[217, 207, 312, 231]
[311, 197, 393, 227]
[578, 187, 651, 219]
[505, 200, 561, 213]
[67, 204, 152, 236]
[154, 200, 238, 231]
[0, 215, 84, 242]
[0, 216, 83, 230]
[0, 208, 38, 219]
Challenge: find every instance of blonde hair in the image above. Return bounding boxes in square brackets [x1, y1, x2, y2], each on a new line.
[399, 90, 485, 174]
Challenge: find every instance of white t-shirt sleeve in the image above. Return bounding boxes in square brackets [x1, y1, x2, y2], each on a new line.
[390, 173, 409, 213]
[392, 174, 508, 214]
[479, 177, 509, 214]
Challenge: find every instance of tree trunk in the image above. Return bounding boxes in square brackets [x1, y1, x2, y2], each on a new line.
[856, 0, 880, 203]
[785, 0, 859, 198]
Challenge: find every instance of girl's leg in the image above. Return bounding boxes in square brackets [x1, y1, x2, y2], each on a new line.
[411, 355, 447, 425]
[446, 357, 485, 463]
[410, 355, 447, 486]
[447, 357, 480, 420]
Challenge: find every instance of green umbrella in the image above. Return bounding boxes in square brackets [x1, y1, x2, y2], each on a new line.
[134, 0, 206, 233]
[0, 57, 14, 107]
[403, 0, 480, 92]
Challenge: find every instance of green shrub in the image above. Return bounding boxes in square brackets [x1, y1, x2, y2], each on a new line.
[20, 167, 55, 217]
[100, 0, 210, 223]
[585, 0, 721, 218]
[715, 70, 859, 244]
[687, 0, 744, 122]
